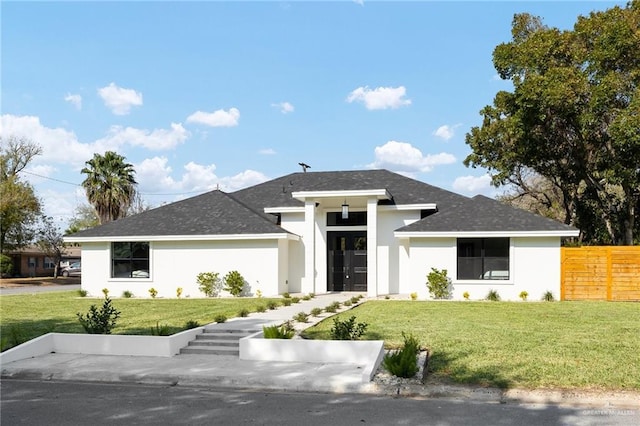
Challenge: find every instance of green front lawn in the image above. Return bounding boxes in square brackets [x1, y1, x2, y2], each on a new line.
[302, 301, 640, 391]
[0, 291, 280, 351]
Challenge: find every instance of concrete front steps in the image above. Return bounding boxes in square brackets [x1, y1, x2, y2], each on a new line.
[179, 328, 259, 356]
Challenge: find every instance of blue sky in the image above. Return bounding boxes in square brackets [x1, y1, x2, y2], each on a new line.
[1, 1, 624, 228]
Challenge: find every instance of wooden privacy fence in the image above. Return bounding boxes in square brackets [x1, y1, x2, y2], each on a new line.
[561, 246, 640, 301]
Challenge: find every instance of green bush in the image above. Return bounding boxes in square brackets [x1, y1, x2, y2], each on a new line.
[214, 314, 227, 323]
[77, 289, 88, 297]
[77, 297, 121, 334]
[302, 295, 311, 301]
[263, 323, 294, 339]
[310, 307, 323, 317]
[150, 321, 171, 336]
[224, 270, 246, 297]
[148, 288, 158, 298]
[238, 308, 250, 317]
[542, 291, 555, 302]
[309, 293, 315, 298]
[330, 316, 368, 340]
[282, 292, 291, 299]
[256, 304, 266, 313]
[266, 300, 279, 310]
[102, 288, 109, 297]
[383, 332, 420, 378]
[122, 290, 133, 298]
[184, 320, 200, 329]
[293, 312, 309, 323]
[519, 291, 528, 301]
[426, 268, 453, 299]
[291, 296, 301, 304]
[176, 287, 183, 298]
[486, 289, 501, 301]
[0, 254, 13, 276]
[350, 296, 360, 304]
[197, 272, 222, 297]
[343, 300, 352, 306]
[282, 298, 292, 306]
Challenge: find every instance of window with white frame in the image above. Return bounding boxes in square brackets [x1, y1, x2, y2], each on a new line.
[457, 238, 510, 280]
[111, 242, 150, 278]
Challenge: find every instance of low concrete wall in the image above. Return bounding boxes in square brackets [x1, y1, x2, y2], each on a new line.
[239, 333, 385, 382]
[0, 327, 204, 365]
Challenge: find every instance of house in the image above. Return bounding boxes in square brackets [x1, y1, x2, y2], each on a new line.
[64, 169, 579, 300]
[4, 245, 81, 278]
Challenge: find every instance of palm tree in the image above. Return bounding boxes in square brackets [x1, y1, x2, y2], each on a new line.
[81, 151, 137, 224]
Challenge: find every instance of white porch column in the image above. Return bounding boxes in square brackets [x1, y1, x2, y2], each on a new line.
[367, 197, 378, 297]
[302, 199, 316, 294]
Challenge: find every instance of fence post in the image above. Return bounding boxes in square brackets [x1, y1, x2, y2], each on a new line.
[606, 247, 613, 301]
[560, 247, 566, 301]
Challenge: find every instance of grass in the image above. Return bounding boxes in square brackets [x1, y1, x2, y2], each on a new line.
[302, 300, 640, 391]
[0, 291, 281, 351]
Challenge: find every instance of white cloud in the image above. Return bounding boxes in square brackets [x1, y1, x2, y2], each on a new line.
[259, 148, 276, 155]
[97, 82, 143, 115]
[186, 108, 240, 127]
[368, 141, 456, 173]
[0, 114, 94, 166]
[95, 123, 190, 151]
[135, 156, 268, 195]
[346, 86, 411, 110]
[271, 102, 294, 114]
[452, 174, 493, 194]
[433, 124, 461, 141]
[353, 0, 364, 5]
[64, 93, 82, 110]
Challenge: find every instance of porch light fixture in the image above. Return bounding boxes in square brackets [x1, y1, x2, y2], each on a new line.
[342, 200, 349, 219]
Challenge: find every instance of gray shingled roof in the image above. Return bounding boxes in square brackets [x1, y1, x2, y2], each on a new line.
[396, 194, 577, 233]
[68, 170, 578, 239]
[68, 190, 288, 238]
[232, 169, 471, 208]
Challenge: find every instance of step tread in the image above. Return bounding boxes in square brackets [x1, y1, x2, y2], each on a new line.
[189, 340, 239, 347]
[180, 347, 239, 355]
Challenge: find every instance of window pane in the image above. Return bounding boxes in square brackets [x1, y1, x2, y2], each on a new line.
[457, 238, 509, 280]
[111, 242, 150, 278]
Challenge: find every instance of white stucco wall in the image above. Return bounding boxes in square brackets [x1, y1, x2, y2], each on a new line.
[80, 239, 285, 298]
[399, 236, 562, 301]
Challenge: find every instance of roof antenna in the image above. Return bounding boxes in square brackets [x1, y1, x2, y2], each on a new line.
[299, 162, 310, 173]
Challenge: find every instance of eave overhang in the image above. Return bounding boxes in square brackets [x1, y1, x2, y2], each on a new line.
[291, 189, 392, 201]
[64, 233, 300, 244]
[394, 230, 580, 239]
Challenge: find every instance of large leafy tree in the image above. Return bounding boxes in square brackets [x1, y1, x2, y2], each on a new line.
[0, 136, 42, 252]
[465, 1, 640, 245]
[81, 151, 137, 225]
[65, 204, 100, 234]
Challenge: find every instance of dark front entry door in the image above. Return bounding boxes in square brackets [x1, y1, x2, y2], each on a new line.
[327, 231, 367, 292]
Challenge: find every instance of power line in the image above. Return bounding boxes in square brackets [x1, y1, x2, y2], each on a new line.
[19, 169, 210, 197]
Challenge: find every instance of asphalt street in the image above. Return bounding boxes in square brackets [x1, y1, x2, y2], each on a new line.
[0, 284, 80, 295]
[2, 380, 639, 426]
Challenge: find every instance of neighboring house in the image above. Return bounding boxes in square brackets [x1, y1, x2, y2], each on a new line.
[64, 169, 579, 300]
[5, 246, 81, 278]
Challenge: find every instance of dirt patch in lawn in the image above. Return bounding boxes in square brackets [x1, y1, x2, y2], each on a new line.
[0, 277, 80, 288]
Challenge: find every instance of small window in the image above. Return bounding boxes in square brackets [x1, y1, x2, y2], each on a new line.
[457, 238, 509, 280]
[327, 212, 367, 226]
[44, 257, 56, 269]
[111, 242, 150, 278]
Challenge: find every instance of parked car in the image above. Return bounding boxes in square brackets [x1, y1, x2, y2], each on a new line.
[61, 261, 81, 277]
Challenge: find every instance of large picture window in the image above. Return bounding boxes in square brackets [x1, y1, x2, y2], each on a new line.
[111, 242, 150, 278]
[457, 238, 509, 280]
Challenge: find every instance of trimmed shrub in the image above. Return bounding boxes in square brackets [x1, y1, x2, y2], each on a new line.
[542, 291, 555, 302]
[101, 288, 109, 297]
[214, 314, 227, 323]
[330, 316, 368, 340]
[256, 304, 266, 313]
[282, 298, 292, 306]
[77, 289, 88, 297]
[302, 295, 311, 301]
[263, 323, 294, 339]
[197, 272, 222, 297]
[266, 300, 279, 310]
[148, 288, 158, 298]
[224, 270, 246, 297]
[238, 308, 250, 317]
[122, 290, 133, 298]
[410, 292, 418, 301]
[184, 320, 200, 329]
[426, 268, 453, 299]
[350, 296, 360, 304]
[383, 332, 420, 378]
[519, 291, 528, 301]
[343, 300, 352, 306]
[486, 289, 501, 301]
[77, 297, 121, 334]
[293, 312, 309, 323]
[176, 287, 183, 298]
[310, 307, 323, 317]
[291, 296, 301, 304]
[282, 292, 291, 299]
[463, 291, 470, 300]
[150, 321, 171, 336]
